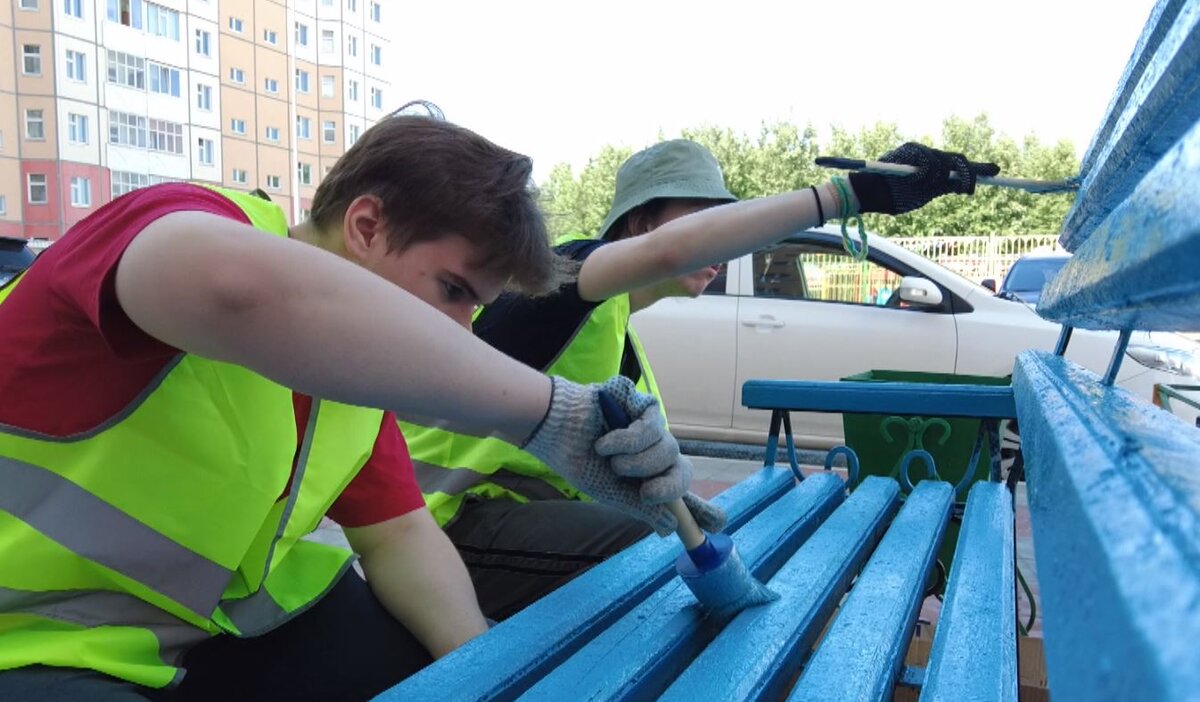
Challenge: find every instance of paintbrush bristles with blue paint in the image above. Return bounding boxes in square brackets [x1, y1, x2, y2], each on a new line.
[598, 391, 778, 617]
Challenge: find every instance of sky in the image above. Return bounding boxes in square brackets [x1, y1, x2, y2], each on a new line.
[387, 0, 1157, 183]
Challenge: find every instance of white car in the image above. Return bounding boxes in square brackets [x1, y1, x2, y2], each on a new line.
[632, 227, 1200, 449]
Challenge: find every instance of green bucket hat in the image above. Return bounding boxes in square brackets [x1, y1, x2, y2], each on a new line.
[599, 139, 737, 239]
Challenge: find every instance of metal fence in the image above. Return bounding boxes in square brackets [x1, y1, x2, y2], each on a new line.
[888, 234, 1063, 285]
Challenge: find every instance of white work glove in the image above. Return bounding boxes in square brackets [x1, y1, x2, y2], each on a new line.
[522, 376, 727, 536]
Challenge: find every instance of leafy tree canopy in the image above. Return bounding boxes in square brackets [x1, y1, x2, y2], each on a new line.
[539, 114, 1078, 239]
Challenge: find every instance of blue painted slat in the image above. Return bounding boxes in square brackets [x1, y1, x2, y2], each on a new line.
[1039, 118, 1200, 331]
[372, 466, 796, 702]
[517, 473, 850, 702]
[789, 480, 954, 702]
[1063, 0, 1200, 251]
[1013, 351, 1200, 701]
[658, 477, 902, 702]
[742, 380, 1016, 419]
[920, 482, 1017, 702]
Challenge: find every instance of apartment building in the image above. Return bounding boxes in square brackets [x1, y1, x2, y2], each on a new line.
[0, 0, 390, 240]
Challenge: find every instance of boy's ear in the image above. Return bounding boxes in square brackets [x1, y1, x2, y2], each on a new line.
[342, 195, 385, 261]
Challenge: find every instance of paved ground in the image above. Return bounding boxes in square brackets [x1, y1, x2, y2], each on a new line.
[310, 453, 1042, 637]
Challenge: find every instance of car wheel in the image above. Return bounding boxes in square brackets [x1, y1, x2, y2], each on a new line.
[999, 419, 1022, 482]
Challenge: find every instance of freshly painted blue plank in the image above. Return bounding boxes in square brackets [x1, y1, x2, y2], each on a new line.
[1039, 118, 1200, 331]
[742, 380, 1016, 419]
[920, 482, 1017, 702]
[1063, 0, 1200, 251]
[659, 477, 902, 702]
[790, 480, 954, 702]
[517, 473, 849, 702]
[372, 466, 796, 702]
[1013, 351, 1200, 701]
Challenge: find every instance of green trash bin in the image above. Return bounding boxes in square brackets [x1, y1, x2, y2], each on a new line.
[839, 369, 1011, 595]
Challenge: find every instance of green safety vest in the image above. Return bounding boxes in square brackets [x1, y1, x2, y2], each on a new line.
[0, 186, 383, 688]
[401, 233, 663, 527]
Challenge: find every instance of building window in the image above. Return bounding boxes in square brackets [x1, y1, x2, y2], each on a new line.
[197, 137, 214, 165]
[148, 62, 181, 96]
[109, 110, 147, 147]
[66, 50, 87, 82]
[228, 16, 243, 32]
[347, 79, 358, 101]
[294, 22, 308, 46]
[296, 116, 311, 139]
[107, 50, 145, 89]
[348, 123, 360, 145]
[265, 175, 281, 190]
[148, 118, 183, 154]
[321, 75, 335, 98]
[67, 113, 89, 144]
[27, 174, 48, 204]
[320, 29, 334, 53]
[231, 168, 248, 184]
[322, 120, 336, 143]
[263, 29, 277, 45]
[295, 69, 310, 93]
[196, 83, 212, 110]
[111, 170, 150, 197]
[0, 195, 6, 215]
[107, 0, 143, 28]
[264, 126, 280, 141]
[20, 0, 38, 9]
[229, 67, 245, 84]
[230, 118, 246, 135]
[64, 0, 83, 18]
[70, 176, 92, 207]
[195, 28, 211, 56]
[145, 2, 180, 40]
[297, 162, 311, 186]
[25, 109, 45, 140]
[371, 44, 381, 66]
[22, 45, 42, 75]
[321, 0, 332, 6]
[347, 35, 357, 57]
[370, 1, 380, 22]
[370, 86, 382, 109]
[264, 77, 279, 94]
[347, 0, 357, 10]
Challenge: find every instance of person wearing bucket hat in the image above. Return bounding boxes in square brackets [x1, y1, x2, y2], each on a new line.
[401, 137, 998, 622]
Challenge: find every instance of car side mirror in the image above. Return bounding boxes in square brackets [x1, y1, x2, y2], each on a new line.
[981, 278, 997, 292]
[898, 276, 944, 307]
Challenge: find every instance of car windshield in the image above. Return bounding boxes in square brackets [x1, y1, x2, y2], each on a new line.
[1004, 258, 1067, 292]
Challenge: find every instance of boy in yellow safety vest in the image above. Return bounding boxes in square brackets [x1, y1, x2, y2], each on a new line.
[0, 115, 713, 701]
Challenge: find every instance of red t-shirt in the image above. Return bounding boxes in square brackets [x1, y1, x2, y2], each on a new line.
[0, 183, 424, 527]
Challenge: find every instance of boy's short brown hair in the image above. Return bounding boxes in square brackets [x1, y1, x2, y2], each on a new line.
[311, 115, 566, 294]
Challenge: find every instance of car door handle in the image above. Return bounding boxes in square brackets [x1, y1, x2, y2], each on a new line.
[742, 316, 785, 329]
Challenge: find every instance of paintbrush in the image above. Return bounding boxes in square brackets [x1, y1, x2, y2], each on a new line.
[815, 156, 1080, 194]
[598, 391, 777, 617]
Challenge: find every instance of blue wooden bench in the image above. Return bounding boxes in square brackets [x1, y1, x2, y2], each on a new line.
[375, 3, 1199, 699]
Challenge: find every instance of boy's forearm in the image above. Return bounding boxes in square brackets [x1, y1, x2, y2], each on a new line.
[347, 513, 488, 658]
[115, 211, 549, 444]
[577, 183, 858, 302]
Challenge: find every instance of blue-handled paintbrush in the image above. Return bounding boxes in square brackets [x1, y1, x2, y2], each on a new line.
[598, 391, 777, 617]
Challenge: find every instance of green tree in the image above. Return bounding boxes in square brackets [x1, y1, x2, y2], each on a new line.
[539, 113, 1079, 239]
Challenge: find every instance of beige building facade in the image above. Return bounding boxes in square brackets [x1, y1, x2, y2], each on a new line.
[0, 0, 390, 239]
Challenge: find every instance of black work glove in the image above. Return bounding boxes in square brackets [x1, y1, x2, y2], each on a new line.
[848, 142, 1001, 215]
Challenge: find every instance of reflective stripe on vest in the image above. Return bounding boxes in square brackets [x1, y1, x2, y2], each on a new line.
[0, 185, 382, 687]
[402, 232, 664, 527]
